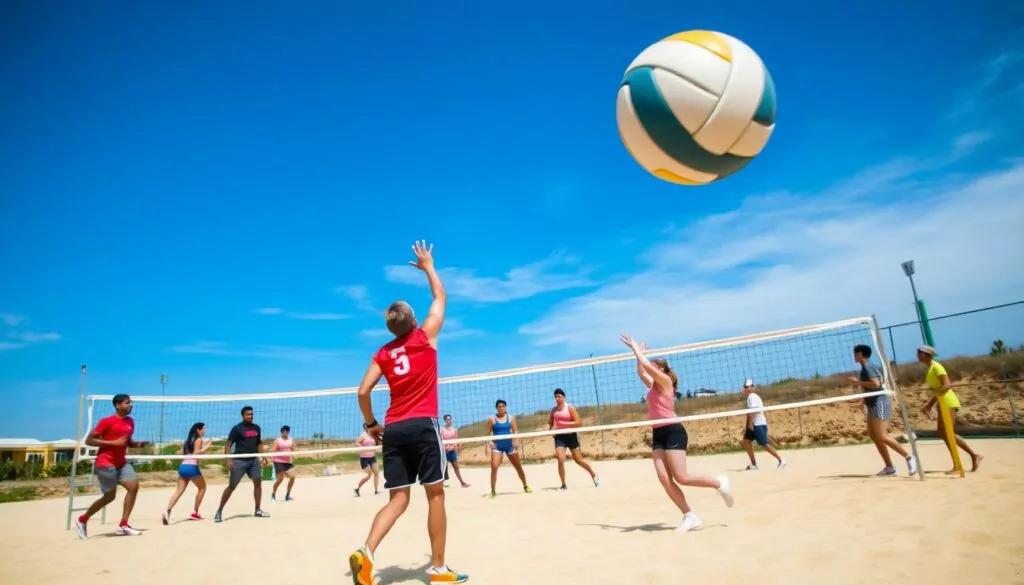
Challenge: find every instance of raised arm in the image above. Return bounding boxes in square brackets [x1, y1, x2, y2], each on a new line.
[408, 240, 446, 345]
[620, 334, 670, 390]
[358, 359, 385, 437]
[634, 341, 653, 388]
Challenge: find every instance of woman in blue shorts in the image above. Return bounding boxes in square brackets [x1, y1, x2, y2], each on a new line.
[486, 399, 531, 498]
[163, 422, 212, 524]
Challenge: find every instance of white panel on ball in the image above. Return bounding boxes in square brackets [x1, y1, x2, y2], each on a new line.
[625, 41, 730, 97]
[651, 68, 718, 135]
[692, 34, 766, 156]
[728, 120, 774, 158]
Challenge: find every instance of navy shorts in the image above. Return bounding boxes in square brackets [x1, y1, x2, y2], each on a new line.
[651, 423, 688, 451]
[359, 456, 377, 469]
[554, 432, 580, 451]
[445, 450, 458, 463]
[492, 440, 515, 455]
[273, 462, 294, 474]
[178, 464, 202, 480]
[743, 425, 769, 446]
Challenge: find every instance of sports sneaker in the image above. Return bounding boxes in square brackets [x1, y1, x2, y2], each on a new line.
[876, 466, 897, 477]
[213, 511, 223, 523]
[716, 475, 734, 508]
[189, 512, 203, 521]
[271, 494, 277, 502]
[74, 518, 88, 540]
[349, 546, 379, 585]
[557, 485, 568, 492]
[115, 524, 142, 536]
[254, 509, 270, 518]
[745, 464, 759, 471]
[523, 485, 532, 494]
[907, 455, 918, 476]
[162, 510, 171, 525]
[427, 565, 469, 583]
[285, 495, 294, 502]
[593, 476, 600, 487]
[777, 460, 787, 470]
[676, 513, 703, 532]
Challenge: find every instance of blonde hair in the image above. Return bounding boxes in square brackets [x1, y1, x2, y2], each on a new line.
[385, 301, 416, 336]
[651, 358, 678, 390]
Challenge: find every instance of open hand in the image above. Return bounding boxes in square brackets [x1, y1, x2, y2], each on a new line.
[619, 333, 639, 350]
[408, 240, 435, 271]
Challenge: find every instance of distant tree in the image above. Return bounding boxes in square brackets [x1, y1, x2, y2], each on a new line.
[990, 339, 1008, 356]
[686, 390, 694, 399]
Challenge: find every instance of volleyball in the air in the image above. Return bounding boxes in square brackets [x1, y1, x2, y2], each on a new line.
[616, 30, 777, 186]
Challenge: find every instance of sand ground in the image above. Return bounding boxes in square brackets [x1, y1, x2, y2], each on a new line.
[1, 439, 1022, 585]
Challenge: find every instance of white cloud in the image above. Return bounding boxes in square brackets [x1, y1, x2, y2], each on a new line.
[518, 145, 1024, 354]
[0, 313, 60, 352]
[335, 284, 376, 312]
[9, 331, 62, 343]
[0, 313, 27, 327]
[168, 341, 351, 362]
[383, 250, 597, 303]
[252, 307, 349, 321]
[359, 317, 485, 342]
[949, 48, 1024, 119]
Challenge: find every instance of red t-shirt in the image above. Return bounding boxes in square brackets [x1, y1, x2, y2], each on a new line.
[375, 328, 439, 425]
[92, 414, 135, 468]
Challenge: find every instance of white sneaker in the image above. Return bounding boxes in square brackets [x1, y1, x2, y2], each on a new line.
[677, 513, 703, 532]
[115, 524, 142, 536]
[74, 519, 88, 540]
[907, 455, 918, 476]
[745, 464, 759, 471]
[716, 475, 734, 508]
[777, 460, 787, 470]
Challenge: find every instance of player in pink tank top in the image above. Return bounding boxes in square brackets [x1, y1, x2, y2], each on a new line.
[354, 430, 381, 496]
[620, 333, 734, 533]
[548, 388, 598, 490]
[271, 425, 297, 502]
[440, 415, 470, 488]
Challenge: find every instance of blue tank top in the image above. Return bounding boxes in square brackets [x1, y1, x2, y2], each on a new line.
[492, 415, 513, 447]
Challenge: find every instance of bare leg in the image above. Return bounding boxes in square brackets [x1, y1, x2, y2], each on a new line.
[252, 477, 262, 509]
[555, 446, 567, 486]
[665, 450, 721, 489]
[867, 418, 895, 467]
[357, 468, 372, 490]
[120, 481, 139, 523]
[286, 472, 295, 497]
[762, 443, 785, 463]
[742, 438, 756, 466]
[372, 467, 380, 492]
[569, 449, 597, 479]
[365, 487, 411, 554]
[450, 461, 469, 486]
[166, 478, 189, 513]
[489, 450, 501, 494]
[424, 482, 448, 569]
[192, 476, 207, 513]
[652, 451, 691, 514]
[272, 472, 284, 498]
[82, 490, 116, 520]
[507, 452, 529, 486]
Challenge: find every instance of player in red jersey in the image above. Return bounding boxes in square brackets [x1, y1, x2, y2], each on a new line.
[349, 241, 468, 585]
[75, 393, 150, 539]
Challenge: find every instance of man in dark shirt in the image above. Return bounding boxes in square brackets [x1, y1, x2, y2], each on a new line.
[214, 405, 270, 522]
[849, 344, 917, 477]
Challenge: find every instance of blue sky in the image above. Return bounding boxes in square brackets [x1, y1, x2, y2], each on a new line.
[1, 1, 1022, 441]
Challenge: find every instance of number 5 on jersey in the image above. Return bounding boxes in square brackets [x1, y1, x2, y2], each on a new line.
[390, 346, 410, 376]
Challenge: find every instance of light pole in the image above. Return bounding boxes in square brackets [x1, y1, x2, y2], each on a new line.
[900, 260, 935, 346]
[159, 374, 168, 447]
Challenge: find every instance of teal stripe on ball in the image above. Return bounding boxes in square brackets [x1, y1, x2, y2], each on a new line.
[622, 67, 752, 178]
[753, 67, 776, 126]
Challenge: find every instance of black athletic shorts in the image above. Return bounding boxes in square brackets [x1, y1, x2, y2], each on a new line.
[554, 432, 580, 451]
[381, 416, 445, 490]
[651, 423, 689, 451]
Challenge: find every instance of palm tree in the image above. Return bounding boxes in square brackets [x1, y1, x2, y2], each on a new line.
[990, 339, 1008, 356]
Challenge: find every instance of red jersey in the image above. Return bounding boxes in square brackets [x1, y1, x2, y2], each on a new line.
[375, 328, 439, 424]
[92, 414, 135, 468]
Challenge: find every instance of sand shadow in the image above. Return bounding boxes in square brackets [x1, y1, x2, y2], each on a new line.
[819, 473, 885, 479]
[344, 559, 431, 584]
[578, 522, 728, 533]
[93, 527, 152, 538]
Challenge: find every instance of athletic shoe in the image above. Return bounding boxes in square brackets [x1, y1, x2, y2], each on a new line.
[354, 488, 360, 497]
[777, 460, 787, 470]
[115, 524, 142, 536]
[557, 485, 568, 492]
[676, 513, 702, 532]
[484, 492, 496, 499]
[74, 518, 88, 540]
[906, 455, 918, 476]
[349, 546, 379, 585]
[715, 475, 734, 508]
[876, 466, 897, 477]
[427, 565, 469, 583]
[254, 509, 270, 518]
[162, 510, 171, 525]
[593, 476, 600, 487]
[189, 512, 203, 521]
[523, 485, 532, 494]
[271, 494, 277, 502]
[213, 511, 223, 523]
[285, 495, 294, 502]
[745, 464, 759, 471]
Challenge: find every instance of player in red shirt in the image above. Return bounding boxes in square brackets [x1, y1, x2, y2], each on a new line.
[75, 393, 150, 538]
[349, 241, 468, 585]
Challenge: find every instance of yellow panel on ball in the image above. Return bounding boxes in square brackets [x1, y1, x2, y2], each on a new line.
[653, 168, 708, 185]
[660, 30, 733, 63]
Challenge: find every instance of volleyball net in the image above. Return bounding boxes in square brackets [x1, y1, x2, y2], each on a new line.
[75, 315, 923, 471]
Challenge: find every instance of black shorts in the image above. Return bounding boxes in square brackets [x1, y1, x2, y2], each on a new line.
[229, 458, 261, 487]
[273, 462, 294, 474]
[554, 432, 580, 451]
[651, 423, 689, 451]
[380, 416, 445, 490]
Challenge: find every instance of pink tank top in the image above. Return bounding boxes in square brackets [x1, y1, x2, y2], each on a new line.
[182, 439, 200, 466]
[552, 404, 573, 429]
[440, 426, 457, 451]
[357, 434, 377, 458]
[272, 438, 294, 463]
[646, 381, 677, 428]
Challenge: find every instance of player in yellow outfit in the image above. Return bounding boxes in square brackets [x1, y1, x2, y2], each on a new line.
[917, 345, 982, 472]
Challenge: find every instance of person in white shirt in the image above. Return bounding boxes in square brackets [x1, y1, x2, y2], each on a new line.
[741, 380, 786, 470]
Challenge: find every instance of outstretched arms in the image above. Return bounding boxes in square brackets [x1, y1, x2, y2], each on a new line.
[620, 334, 672, 391]
[409, 241, 446, 345]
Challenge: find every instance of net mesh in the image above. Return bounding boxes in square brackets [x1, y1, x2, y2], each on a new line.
[79, 316, 891, 468]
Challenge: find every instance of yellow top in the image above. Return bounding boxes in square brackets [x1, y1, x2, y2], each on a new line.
[925, 360, 961, 409]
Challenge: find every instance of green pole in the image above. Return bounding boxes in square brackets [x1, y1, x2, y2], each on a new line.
[917, 299, 936, 346]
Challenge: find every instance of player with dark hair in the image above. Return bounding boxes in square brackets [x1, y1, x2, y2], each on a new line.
[163, 421, 212, 524]
[213, 405, 269, 522]
[75, 393, 150, 538]
[349, 241, 468, 585]
[850, 344, 917, 477]
[548, 388, 598, 490]
[271, 425, 296, 502]
[486, 399, 532, 498]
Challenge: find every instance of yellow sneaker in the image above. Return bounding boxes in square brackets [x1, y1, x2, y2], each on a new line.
[523, 485, 532, 494]
[428, 565, 469, 583]
[349, 547, 379, 585]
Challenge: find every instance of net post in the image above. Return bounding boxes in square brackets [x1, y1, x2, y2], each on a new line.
[66, 364, 87, 531]
[588, 356, 606, 458]
[870, 315, 924, 482]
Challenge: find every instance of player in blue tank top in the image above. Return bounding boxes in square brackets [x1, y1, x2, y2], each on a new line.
[486, 399, 531, 498]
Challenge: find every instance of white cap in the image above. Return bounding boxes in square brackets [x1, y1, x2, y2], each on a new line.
[743, 379, 754, 388]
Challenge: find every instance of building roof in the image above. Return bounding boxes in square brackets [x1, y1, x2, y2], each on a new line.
[0, 438, 78, 449]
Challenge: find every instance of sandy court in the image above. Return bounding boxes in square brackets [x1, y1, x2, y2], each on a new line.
[1, 439, 1022, 585]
